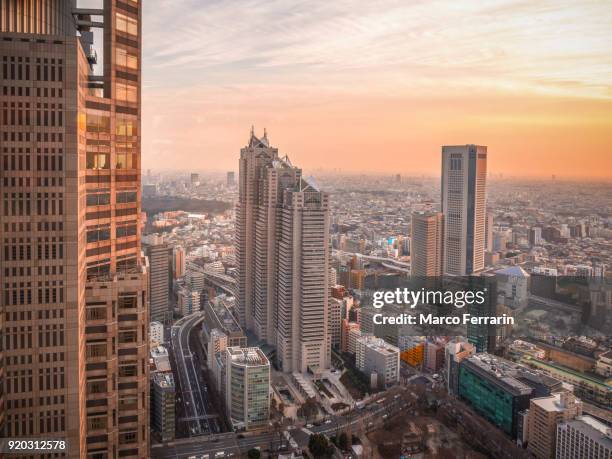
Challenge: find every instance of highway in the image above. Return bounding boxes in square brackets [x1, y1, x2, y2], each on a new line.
[170, 312, 217, 436]
[151, 386, 413, 458]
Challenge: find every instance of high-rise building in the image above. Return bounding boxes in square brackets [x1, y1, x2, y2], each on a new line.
[150, 373, 175, 443]
[529, 227, 543, 246]
[0, 2, 148, 457]
[190, 172, 199, 186]
[410, 211, 444, 277]
[556, 416, 612, 459]
[172, 245, 185, 279]
[226, 170, 235, 187]
[235, 129, 330, 373]
[526, 392, 582, 459]
[223, 347, 271, 431]
[146, 240, 170, 322]
[441, 145, 487, 275]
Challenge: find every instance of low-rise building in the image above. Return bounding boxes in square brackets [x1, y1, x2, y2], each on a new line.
[458, 354, 534, 438]
[356, 335, 400, 388]
[150, 321, 164, 346]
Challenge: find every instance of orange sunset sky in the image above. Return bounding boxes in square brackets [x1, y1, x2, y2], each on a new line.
[139, 0, 612, 179]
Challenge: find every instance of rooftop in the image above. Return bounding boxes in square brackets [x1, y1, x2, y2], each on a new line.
[531, 392, 580, 412]
[227, 346, 269, 367]
[464, 353, 534, 395]
[560, 416, 612, 448]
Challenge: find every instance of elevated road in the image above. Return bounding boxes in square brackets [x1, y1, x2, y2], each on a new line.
[170, 312, 213, 436]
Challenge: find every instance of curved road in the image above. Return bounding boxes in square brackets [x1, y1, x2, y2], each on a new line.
[171, 312, 215, 436]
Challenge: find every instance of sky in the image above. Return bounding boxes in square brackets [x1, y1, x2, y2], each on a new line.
[140, 0, 612, 179]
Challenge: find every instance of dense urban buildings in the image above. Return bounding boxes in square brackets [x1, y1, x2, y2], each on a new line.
[235, 129, 331, 373]
[0, 1, 149, 457]
[441, 145, 487, 275]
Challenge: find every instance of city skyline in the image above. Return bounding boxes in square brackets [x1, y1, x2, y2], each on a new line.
[140, 0, 612, 178]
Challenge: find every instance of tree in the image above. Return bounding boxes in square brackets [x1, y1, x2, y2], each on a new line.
[309, 433, 333, 458]
[298, 397, 319, 421]
[337, 432, 348, 450]
[247, 448, 261, 459]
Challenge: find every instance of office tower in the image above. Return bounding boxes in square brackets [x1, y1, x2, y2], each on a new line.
[410, 211, 444, 277]
[190, 172, 199, 186]
[226, 170, 235, 187]
[355, 335, 400, 388]
[441, 145, 487, 275]
[556, 416, 612, 459]
[172, 245, 185, 279]
[146, 240, 170, 322]
[235, 129, 330, 373]
[529, 227, 543, 246]
[223, 347, 271, 431]
[458, 354, 533, 438]
[0, 2, 148, 457]
[485, 209, 494, 252]
[526, 392, 582, 459]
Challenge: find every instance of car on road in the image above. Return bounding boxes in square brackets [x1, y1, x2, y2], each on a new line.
[214, 452, 225, 458]
[306, 423, 313, 428]
[324, 419, 332, 424]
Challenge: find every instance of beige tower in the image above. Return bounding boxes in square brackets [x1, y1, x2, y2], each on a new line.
[235, 130, 330, 373]
[0, 1, 149, 457]
[410, 211, 444, 277]
[441, 145, 487, 275]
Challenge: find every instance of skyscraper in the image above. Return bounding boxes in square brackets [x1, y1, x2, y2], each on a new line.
[410, 211, 444, 277]
[236, 128, 330, 373]
[441, 145, 487, 275]
[1, 2, 149, 457]
[226, 170, 235, 187]
[146, 239, 170, 322]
